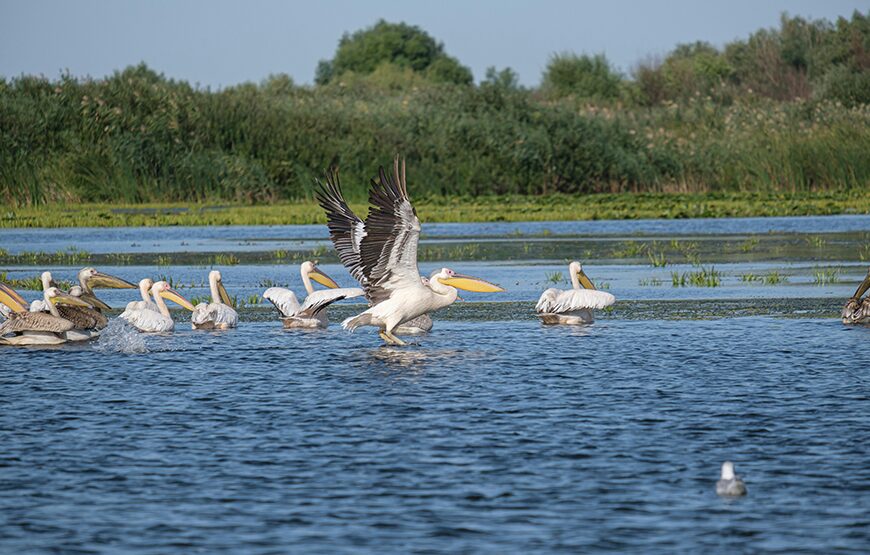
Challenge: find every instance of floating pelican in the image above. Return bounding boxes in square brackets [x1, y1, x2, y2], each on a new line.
[0, 284, 93, 346]
[58, 285, 108, 340]
[263, 261, 364, 328]
[120, 281, 194, 332]
[123, 278, 157, 313]
[716, 461, 747, 497]
[536, 261, 615, 325]
[29, 271, 58, 312]
[842, 267, 870, 325]
[339, 158, 504, 345]
[75, 267, 136, 310]
[315, 165, 434, 336]
[192, 270, 239, 329]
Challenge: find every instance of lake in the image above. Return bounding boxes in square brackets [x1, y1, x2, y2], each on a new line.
[1, 215, 869, 553]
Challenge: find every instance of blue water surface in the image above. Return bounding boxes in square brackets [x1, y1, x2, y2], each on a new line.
[2, 318, 868, 553]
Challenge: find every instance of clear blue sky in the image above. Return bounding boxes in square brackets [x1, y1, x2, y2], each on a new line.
[1, 0, 866, 87]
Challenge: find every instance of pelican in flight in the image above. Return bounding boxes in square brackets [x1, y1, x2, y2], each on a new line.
[842, 267, 870, 325]
[192, 270, 239, 329]
[263, 261, 364, 328]
[315, 166, 434, 336]
[536, 261, 615, 325]
[120, 281, 194, 332]
[338, 158, 504, 345]
[0, 283, 94, 346]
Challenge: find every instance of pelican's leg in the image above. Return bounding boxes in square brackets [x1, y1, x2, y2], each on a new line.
[379, 330, 407, 346]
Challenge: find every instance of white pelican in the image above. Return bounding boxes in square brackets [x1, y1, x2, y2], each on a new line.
[263, 261, 364, 328]
[716, 461, 747, 497]
[192, 270, 239, 329]
[120, 281, 194, 332]
[842, 267, 870, 325]
[29, 268, 134, 312]
[339, 158, 504, 345]
[536, 261, 616, 325]
[315, 165, 434, 336]
[123, 278, 158, 313]
[0, 284, 94, 346]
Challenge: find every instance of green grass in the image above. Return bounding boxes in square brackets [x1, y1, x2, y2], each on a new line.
[0, 272, 74, 291]
[672, 266, 723, 287]
[3, 190, 870, 228]
[740, 271, 787, 285]
[545, 271, 565, 285]
[812, 267, 841, 286]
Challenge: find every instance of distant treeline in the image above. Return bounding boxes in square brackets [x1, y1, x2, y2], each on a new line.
[1, 12, 868, 206]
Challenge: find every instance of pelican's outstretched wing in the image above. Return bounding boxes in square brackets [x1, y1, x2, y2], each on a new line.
[263, 288, 302, 318]
[298, 287, 365, 317]
[0, 311, 74, 334]
[359, 157, 422, 305]
[536, 288, 616, 314]
[315, 167, 368, 286]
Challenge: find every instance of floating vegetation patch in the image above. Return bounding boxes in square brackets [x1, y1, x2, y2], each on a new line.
[0, 272, 74, 291]
[739, 271, 787, 285]
[805, 235, 828, 249]
[639, 277, 663, 286]
[647, 249, 668, 267]
[545, 271, 564, 285]
[812, 267, 840, 286]
[671, 266, 722, 287]
[211, 253, 240, 266]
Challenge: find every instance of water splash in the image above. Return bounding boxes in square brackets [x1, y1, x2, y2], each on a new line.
[94, 318, 148, 354]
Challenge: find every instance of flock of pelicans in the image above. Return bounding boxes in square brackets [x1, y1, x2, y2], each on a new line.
[2, 158, 870, 347]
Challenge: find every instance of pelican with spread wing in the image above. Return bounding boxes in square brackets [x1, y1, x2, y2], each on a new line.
[263, 261, 364, 328]
[536, 261, 616, 325]
[191, 270, 239, 329]
[842, 267, 870, 325]
[0, 283, 94, 346]
[315, 166, 433, 335]
[340, 157, 504, 346]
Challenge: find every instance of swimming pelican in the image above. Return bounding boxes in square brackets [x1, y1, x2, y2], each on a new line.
[842, 267, 870, 325]
[30, 268, 134, 312]
[536, 261, 616, 325]
[315, 165, 434, 336]
[0, 284, 94, 346]
[716, 461, 747, 497]
[123, 278, 158, 313]
[263, 261, 364, 328]
[339, 158, 504, 345]
[120, 281, 194, 332]
[57, 285, 108, 340]
[192, 270, 239, 329]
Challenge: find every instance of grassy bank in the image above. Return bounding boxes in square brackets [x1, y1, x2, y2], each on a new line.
[3, 191, 869, 228]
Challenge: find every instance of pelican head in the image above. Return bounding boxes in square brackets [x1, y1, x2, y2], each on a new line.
[46, 287, 92, 307]
[139, 278, 155, 294]
[209, 270, 234, 306]
[41, 271, 55, 291]
[151, 281, 195, 311]
[79, 267, 136, 290]
[302, 261, 340, 289]
[433, 268, 504, 293]
[842, 268, 870, 324]
[720, 461, 736, 480]
[569, 261, 596, 290]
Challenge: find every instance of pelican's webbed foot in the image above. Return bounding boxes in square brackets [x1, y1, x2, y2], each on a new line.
[379, 331, 408, 346]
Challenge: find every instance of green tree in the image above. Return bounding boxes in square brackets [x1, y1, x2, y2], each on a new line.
[315, 19, 472, 85]
[541, 53, 622, 100]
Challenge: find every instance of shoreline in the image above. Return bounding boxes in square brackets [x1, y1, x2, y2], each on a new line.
[2, 191, 869, 229]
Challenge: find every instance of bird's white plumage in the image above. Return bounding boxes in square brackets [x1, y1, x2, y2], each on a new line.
[120, 306, 175, 332]
[262, 287, 301, 317]
[536, 288, 616, 313]
[30, 299, 49, 312]
[191, 302, 239, 329]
